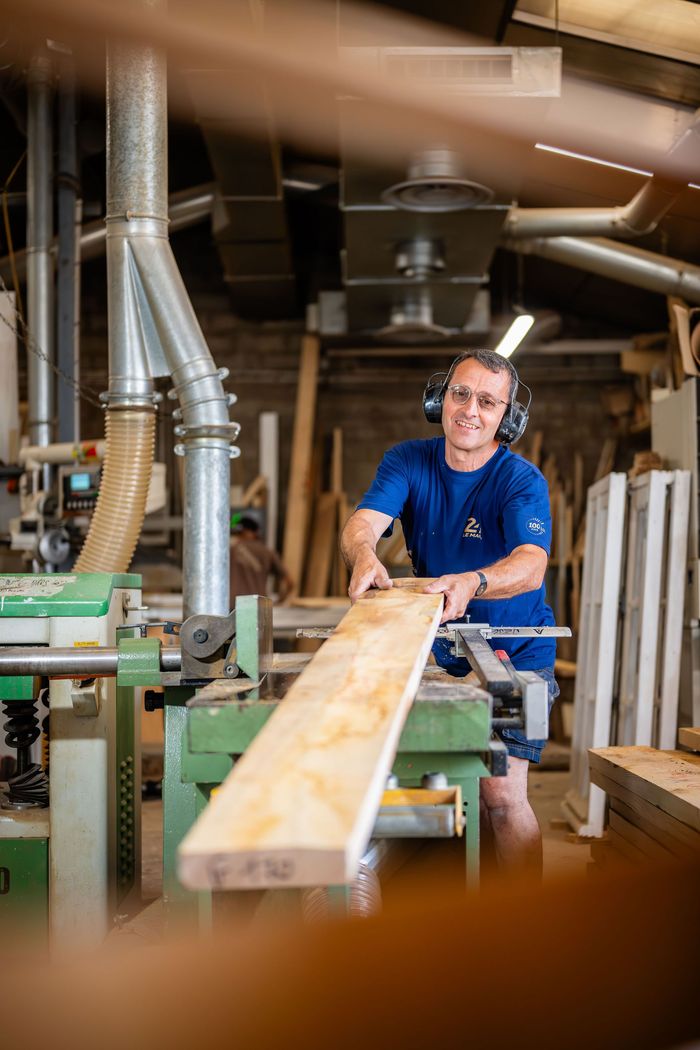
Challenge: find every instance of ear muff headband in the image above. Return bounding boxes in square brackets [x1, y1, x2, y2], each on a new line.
[422, 357, 531, 445]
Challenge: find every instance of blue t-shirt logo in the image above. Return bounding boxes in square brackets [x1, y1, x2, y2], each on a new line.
[527, 517, 546, 536]
[463, 516, 482, 539]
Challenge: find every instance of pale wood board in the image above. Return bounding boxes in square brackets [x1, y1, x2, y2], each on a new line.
[606, 825, 644, 865]
[616, 472, 671, 747]
[302, 491, 338, 597]
[656, 471, 691, 749]
[591, 767, 700, 851]
[564, 472, 626, 836]
[258, 411, 279, 551]
[608, 809, 671, 861]
[609, 795, 697, 857]
[282, 334, 320, 594]
[589, 746, 700, 833]
[679, 727, 700, 751]
[178, 583, 444, 890]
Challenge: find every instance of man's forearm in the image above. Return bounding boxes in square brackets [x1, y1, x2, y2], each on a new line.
[340, 515, 379, 570]
[472, 545, 547, 599]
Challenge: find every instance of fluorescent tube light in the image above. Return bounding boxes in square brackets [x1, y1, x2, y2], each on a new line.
[494, 314, 535, 359]
[534, 142, 652, 177]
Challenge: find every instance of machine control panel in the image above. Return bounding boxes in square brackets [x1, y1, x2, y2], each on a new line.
[58, 465, 102, 516]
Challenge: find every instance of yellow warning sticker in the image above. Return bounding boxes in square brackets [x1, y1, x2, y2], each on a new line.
[74, 640, 99, 647]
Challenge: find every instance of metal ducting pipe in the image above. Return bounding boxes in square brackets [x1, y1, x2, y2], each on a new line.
[26, 54, 54, 466]
[0, 183, 216, 285]
[504, 235, 700, 306]
[76, 16, 239, 619]
[505, 175, 687, 239]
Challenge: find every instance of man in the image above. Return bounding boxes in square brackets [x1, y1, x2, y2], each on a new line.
[230, 515, 294, 603]
[340, 348, 558, 880]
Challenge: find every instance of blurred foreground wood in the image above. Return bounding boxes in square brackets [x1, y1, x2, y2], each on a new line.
[5, 857, 700, 1050]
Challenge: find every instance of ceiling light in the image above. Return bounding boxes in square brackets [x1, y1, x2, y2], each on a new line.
[534, 142, 652, 177]
[494, 315, 535, 359]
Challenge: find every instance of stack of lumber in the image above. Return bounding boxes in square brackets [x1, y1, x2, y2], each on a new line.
[588, 746, 700, 868]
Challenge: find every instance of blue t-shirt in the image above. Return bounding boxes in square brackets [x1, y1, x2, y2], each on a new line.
[358, 438, 555, 671]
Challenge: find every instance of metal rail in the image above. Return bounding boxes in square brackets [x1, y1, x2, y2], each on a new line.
[0, 646, 181, 677]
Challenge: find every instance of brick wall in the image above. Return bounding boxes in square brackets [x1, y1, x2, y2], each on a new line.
[70, 238, 628, 552]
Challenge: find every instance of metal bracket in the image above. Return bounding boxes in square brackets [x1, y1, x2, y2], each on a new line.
[70, 677, 104, 717]
[180, 610, 237, 681]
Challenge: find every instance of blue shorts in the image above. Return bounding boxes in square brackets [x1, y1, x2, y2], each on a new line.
[497, 667, 559, 764]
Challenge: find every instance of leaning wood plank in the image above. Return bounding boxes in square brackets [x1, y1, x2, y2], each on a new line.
[178, 584, 443, 890]
[589, 747, 700, 832]
[678, 727, 700, 752]
[282, 333, 320, 595]
[302, 492, 338, 597]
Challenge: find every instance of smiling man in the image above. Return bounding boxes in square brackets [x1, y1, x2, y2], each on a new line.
[340, 348, 558, 880]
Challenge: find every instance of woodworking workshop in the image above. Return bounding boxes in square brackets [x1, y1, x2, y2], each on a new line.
[1, 0, 700, 1045]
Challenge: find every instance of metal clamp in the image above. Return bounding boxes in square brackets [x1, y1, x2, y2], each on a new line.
[116, 637, 162, 688]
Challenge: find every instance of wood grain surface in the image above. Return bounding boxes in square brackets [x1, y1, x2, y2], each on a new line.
[178, 585, 443, 890]
[589, 746, 700, 832]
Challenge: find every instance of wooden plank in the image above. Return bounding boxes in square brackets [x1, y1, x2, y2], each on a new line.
[593, 437, 617, 482]
[591, 766, 700, 851]
[608, 795, 697, 857]
[259, 411, 279, 550]
[573, 451, 584, 526]
[178, 583, 444, 890]
[282, 334, 320, 596]
[564, 473, 627, 836]
[657, 471, 691, 749]
[608, 809, 671, 861]
[607, 826, 645, 865]
[302, 492, 338, 598]
[589, 746, 700, 832]
[616, 472, 671, 747]
[679, 727, 700, 751]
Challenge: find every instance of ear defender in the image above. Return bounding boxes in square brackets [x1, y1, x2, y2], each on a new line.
[422, 362, 531, 445]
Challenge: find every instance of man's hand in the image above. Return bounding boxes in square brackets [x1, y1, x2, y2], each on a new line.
[424, 572, 479, 623]
[348, 549, 393, 602]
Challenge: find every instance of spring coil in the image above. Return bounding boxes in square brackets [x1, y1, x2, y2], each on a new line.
[40, 685, 50, 774]
[301, 862, 382, 922]
[2, 699, 41, 752]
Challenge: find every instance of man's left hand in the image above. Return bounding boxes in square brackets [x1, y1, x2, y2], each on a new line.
[424, 572, 480, 624]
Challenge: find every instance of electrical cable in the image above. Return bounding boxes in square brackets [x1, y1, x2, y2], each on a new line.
[2, 149, 26, 322]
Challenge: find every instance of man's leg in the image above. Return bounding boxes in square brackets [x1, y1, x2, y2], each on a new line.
[480, 755, 542, 880]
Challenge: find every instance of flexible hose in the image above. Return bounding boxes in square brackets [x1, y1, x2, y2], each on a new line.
[74, 408, 155, 572]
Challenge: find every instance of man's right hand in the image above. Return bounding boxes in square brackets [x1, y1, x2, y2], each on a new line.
[348, 549, 393, 602]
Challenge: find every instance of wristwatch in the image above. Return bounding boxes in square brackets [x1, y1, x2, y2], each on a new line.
[474, 570, 488, 597]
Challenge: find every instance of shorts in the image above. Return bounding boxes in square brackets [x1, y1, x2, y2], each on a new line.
[497, 667, 560, 764]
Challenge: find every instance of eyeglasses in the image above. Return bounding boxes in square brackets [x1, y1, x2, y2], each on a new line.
[447, 384, 508, 413]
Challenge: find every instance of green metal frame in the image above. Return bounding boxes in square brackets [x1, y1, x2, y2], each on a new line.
[0, 837, 49, 942]
[0, 572, 141, 618]
[116, 637, 161, 688]
[161, 595, 494, 922]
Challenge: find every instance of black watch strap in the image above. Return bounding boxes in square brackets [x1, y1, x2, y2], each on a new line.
[474, 570, 488, 597]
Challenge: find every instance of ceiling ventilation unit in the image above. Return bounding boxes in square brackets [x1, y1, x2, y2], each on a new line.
[383, 148, 493, 212]
[340, 46, 561, 97]
[376, 289, 451, 343]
